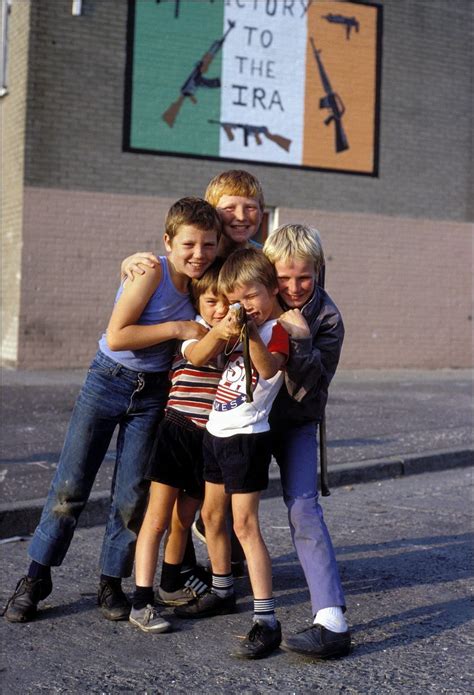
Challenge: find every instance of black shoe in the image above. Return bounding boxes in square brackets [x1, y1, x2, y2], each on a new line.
[3, 575, 53, 623]
[97, 580, 131, 621]
[281, 624, 351, 659]
[233, 620, 282, 660]
[174, 590, 236, 619]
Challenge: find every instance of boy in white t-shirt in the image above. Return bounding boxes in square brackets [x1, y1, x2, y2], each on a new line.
[175, 248, 289, 660]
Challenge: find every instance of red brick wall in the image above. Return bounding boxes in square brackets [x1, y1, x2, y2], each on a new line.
[279, 207, 473, 368]
[17, 188, 473, 369]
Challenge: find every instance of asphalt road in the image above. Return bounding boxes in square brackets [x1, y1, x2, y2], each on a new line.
[1, 466, 472, 694]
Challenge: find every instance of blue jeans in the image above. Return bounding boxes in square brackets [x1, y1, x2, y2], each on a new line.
[272, 422, 346, 615]
[28, 351, 169, 577]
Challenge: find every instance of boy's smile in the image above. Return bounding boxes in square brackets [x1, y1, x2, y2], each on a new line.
[226, 281, 279, 326]
[215, 195, 262, 246]
[164, 225, 218, 282]
[274, 258, 317, 309]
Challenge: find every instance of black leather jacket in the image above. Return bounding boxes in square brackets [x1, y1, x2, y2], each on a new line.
[270, 287, 344, 427]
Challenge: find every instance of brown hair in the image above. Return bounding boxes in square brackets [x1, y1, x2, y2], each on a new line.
[191, 257, 225, 306]
[218, 248, 277, 296]
[165, 197, 222, 242]
[204, 170, 265, 210]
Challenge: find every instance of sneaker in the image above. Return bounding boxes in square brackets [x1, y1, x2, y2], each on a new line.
[181, 564, 212, 596]
[191, 517, 206, 544]
[174, 590, 236, 619]
[3, 575, 53, 623]
[97, 580, 131, 621]
[233, 620, 282, 660]
[281, 624, 351, 659]
[129, 604, 172, 633]
[157, 585, 198, 606]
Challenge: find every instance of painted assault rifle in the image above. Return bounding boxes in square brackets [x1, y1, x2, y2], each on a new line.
[162, 20, 235, 127]
[208, 120, 292, 152]
[322, 13, 360, 40]
[309, 38, 349, 153]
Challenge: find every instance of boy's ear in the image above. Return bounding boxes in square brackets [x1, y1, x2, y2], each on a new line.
[163, 233, 172, 253]
[272, 286, 279, 296]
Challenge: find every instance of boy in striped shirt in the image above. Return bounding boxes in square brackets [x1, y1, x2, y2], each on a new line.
[129, 259, 236, 633]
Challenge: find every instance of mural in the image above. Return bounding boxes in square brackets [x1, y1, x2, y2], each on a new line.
[124, 0, 383, 175]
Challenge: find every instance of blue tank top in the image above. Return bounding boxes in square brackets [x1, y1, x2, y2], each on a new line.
[98, 256, 195, 372]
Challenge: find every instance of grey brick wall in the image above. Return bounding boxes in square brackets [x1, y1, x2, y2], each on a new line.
[24, 0, 473, 222]
[1, 0, 31, 364]
[2, 0, 472, 369]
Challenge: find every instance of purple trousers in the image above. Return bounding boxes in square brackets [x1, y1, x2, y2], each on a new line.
[272, 422, 346, 615]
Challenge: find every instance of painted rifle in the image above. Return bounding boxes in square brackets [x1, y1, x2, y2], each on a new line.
[208, 120, 291, 152]
[322, 13, 360, 40]
[309, 37, 349, 153]
[162, 19, 235, 127]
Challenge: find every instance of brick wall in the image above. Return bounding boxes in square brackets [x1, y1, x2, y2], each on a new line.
[1, 0, 30, 364]
[22, 0, 472, 222]
[2, 0, 473, 369]
[16, 187, 472, 369]
[278, 207, 473, 368]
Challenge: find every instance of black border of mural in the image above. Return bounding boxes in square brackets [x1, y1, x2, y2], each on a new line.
[123, 0, 383, 178]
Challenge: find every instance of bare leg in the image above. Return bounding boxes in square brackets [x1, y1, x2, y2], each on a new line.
[163, 493, 201, 565]
[134, 482, 178, 587]
[201, 482, 231, 575]
[232, 492, 272, 599]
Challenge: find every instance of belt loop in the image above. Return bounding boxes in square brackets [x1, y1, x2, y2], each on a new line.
[112, 363, 122, 376]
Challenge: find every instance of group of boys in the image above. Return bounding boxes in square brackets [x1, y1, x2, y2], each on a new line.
[4, 170, 351, 662]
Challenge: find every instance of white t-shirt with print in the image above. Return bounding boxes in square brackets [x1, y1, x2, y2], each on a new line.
[206, 319, 289, 437]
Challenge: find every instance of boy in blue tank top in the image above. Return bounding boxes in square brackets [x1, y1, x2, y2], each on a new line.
[4, 198, 221, 625]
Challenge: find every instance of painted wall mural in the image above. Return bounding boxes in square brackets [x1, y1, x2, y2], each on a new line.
[124, 0, 383, 175]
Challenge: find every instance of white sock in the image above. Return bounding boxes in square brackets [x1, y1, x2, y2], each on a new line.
[314, 606, 348, 633]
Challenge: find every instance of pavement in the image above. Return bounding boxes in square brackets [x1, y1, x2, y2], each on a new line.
[1, 467, 472, 693]
[0, 367, 472, 538]
[0, 368, 473, 693]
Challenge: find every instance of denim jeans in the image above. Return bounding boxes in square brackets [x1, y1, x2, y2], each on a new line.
[28, 351, 169, 578]
[272, 422, 346, 615]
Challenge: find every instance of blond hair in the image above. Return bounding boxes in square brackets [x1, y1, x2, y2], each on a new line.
[165, 197, 222, 242]
[263, 224, 324, 275]
[218, 248, 277, 296]
[205, 170, 265, 210]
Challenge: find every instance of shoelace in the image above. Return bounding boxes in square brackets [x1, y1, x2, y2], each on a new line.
[247, 622, 265, 642]
[0, 576, 32, 616]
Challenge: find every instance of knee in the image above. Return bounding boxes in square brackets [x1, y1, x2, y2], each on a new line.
[142, 508, 170, 536]
[202, 506, 226, 533]
[233, 515, 258, 544]
[287, 495, 323, 530]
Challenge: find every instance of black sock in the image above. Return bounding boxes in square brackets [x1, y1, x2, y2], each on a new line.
[182, 530, 197, 570]
[160, 561, 183, 592]
[132, 585, 155, 610]
[28, 561, 51, 581]
[100, 574, 121, 588]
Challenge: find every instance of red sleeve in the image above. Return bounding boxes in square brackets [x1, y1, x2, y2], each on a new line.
[267, 322, 290, 361]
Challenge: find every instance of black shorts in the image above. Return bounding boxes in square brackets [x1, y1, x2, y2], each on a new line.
[203, 430, 272, 494]
[146, 409, 205, 500]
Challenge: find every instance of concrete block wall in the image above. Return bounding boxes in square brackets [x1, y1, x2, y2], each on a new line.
[1, 0, 31, 365]
[2, 0, 473, 368]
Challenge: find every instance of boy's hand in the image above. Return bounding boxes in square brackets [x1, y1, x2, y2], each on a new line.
[175, 321, 209, 341]
[121, 252, 159, 282]
[278, 309, 311, 339]
[213, 309, 244, 340]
